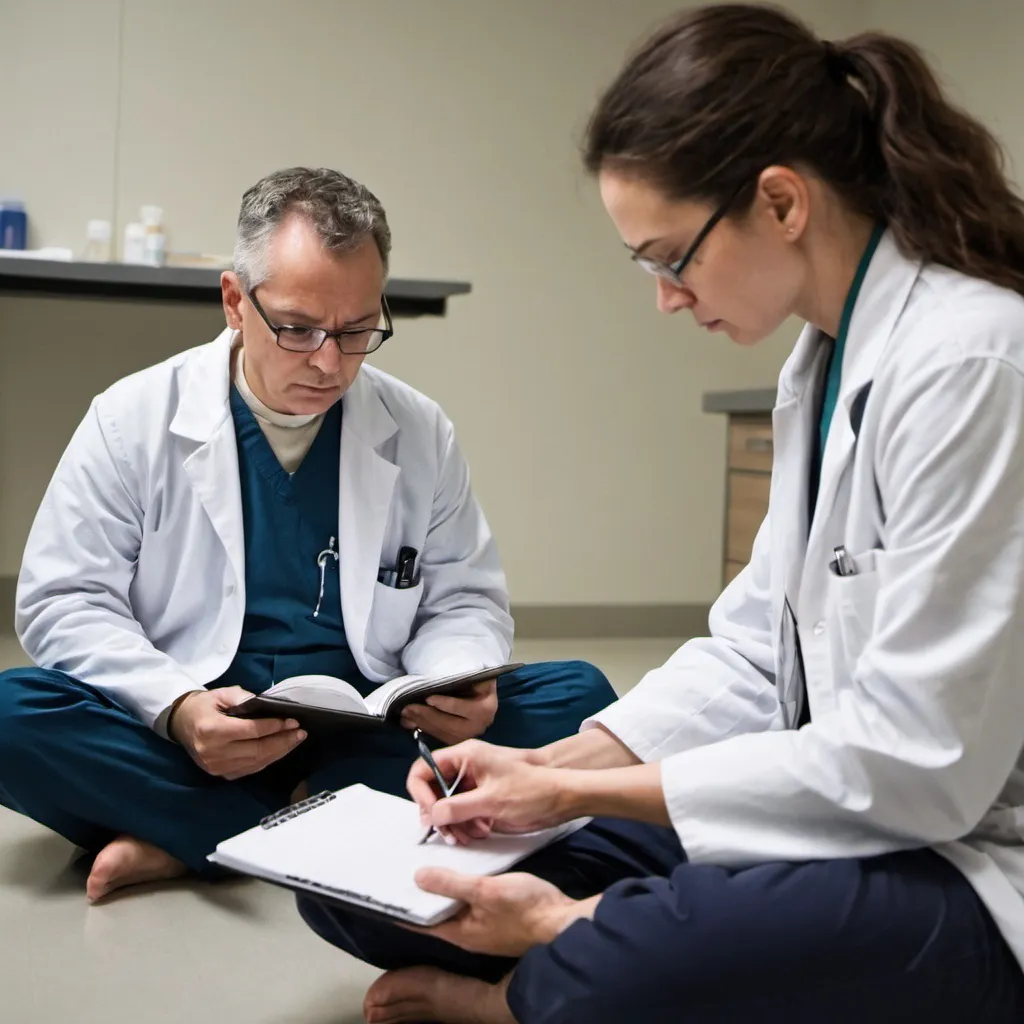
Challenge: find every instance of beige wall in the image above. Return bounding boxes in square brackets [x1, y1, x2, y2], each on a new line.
[3, 0, 859, 604]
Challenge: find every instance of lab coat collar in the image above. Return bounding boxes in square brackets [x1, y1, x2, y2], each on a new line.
[812, 229, 921, 525]
[169, 328, 400, 448]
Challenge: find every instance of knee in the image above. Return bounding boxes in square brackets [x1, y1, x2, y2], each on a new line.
[297, 894, 400, 968]
[0, 668, 80, 759]
[560, 660, 616, 716]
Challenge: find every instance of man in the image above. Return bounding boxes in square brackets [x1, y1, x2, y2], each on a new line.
[0, 167, 613, 903]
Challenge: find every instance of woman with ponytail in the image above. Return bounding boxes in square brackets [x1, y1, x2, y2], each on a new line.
[299, 7, 1024, 1022]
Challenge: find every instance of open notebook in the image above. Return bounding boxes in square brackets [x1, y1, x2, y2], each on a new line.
[208, 784, 587, 926]
[225, 663, 523, 731]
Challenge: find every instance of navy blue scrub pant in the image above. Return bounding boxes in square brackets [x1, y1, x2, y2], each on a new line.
[0, 661, 614, 873]
[298, 817, 1024, 1024]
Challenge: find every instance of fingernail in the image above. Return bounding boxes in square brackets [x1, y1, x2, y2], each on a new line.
[296, 730, 307, 741]
[442, 831, 457, 847]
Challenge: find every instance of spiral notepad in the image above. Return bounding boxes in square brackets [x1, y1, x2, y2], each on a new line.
[208, 784, 587, 926]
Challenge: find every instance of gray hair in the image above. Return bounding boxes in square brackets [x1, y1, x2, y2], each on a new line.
[233, 167, 392, 289]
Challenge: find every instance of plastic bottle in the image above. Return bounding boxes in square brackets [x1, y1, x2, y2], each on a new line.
[123, 222, 146, 264]
[0, 199, 28, 250]
[140, 204, 165, 267]
[83, 219, 112, 262]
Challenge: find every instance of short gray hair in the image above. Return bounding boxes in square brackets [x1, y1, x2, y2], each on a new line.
[233, 167, 392, 289]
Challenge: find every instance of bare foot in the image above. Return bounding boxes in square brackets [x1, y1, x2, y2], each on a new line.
[86, 835, 187, 903]
[363, 967, 515, 1024]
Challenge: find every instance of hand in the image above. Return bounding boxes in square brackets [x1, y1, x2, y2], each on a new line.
[408, 869, 580, 958]
[408, 739, 571, 844]
[399, 679, 498, 746]
[169, 687, 307, 780]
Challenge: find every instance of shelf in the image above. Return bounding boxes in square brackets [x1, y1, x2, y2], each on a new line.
[0, 257, 471, 318]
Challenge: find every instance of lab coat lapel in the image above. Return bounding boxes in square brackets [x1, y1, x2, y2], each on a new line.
[172, 330, 245, 589]
[808, 231, 921, 548]
[772, 321, 827, 610]
[338, 370, 400, 652]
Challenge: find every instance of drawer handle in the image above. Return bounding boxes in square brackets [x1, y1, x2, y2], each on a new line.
[744, 437, 773, 454]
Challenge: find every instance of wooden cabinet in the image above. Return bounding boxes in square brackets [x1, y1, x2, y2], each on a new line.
[722, 413, 773, 585]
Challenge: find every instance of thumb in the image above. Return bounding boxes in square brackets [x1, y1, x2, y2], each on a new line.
[213, 686, 254, 708]
[414, 867, 480, 902]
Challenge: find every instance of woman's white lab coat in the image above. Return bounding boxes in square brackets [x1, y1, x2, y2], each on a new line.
[14, 330, 513, 733]
[591, 230, 1024, 968]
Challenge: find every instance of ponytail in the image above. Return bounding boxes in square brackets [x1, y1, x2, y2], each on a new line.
[840, 33, 1024, 295]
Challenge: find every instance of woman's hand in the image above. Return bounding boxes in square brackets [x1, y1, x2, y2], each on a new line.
[407, 740, 574, 844]
[407, 868, 594, 958]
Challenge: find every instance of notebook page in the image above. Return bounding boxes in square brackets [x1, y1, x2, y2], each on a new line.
[212, 785, 586, 925]
[262, 675, 369, 715]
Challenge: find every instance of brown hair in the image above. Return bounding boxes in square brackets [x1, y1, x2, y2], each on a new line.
[584, 4, 1024, 295]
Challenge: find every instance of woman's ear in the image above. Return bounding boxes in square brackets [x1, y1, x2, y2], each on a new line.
[756, 165, 810, 240]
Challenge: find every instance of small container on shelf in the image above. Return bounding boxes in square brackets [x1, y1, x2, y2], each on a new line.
[0, 199, 28, 250]
[83, 219, 112, 262]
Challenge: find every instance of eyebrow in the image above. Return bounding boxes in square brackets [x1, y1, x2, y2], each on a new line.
[627, 236, 666, 257]
[271, 306, 379, 328]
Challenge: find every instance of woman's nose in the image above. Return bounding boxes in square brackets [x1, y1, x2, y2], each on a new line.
[656, 276, 694, 315]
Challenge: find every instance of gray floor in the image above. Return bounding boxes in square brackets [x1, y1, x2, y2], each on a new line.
[0, 633, 681, 1024]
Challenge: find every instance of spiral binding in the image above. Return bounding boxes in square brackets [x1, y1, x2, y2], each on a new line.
[260, 790, 336, 830]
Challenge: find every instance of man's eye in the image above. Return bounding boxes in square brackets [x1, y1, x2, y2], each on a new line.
[280, 326, 316, 340]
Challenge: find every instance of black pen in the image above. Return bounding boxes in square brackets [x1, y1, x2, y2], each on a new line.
[413, 729, 465, 845]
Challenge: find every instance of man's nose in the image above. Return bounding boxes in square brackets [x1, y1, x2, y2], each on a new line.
[309, 337, 343, 375]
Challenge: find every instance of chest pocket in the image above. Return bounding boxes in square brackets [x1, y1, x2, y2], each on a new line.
[829, 548, 881, 663]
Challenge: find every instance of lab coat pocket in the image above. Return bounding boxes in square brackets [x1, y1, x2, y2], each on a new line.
[830, 548, 881, 661]
[366, 579, 425, 659]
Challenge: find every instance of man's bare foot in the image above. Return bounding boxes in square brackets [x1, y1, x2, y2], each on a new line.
[86, 835, 187, 903]
[363, 967, 515, 1024]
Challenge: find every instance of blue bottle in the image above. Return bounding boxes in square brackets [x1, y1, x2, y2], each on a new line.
[0, 200, 28, 250]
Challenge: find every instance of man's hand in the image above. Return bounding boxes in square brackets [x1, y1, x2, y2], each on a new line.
[407, 869, 594, 958]
[169, 687, 307, 780]
[399, 679, 498, 746]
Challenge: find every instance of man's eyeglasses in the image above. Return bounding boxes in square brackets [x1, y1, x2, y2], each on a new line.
[629, 181, 746, 288]
[247, 289, 394, 355]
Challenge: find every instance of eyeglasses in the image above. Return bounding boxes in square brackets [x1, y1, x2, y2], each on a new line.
[247, 289, 394, 355]
[629, 181, 747, 288]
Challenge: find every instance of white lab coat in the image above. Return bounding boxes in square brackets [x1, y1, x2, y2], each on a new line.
[15, 329, 513, 732]
[591, 230, 1024, 968]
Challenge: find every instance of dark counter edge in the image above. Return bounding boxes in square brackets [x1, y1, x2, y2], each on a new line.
[702, 388, 777, 415]
[0, 258, 471, 318]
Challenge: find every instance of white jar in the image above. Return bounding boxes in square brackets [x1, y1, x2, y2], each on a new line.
[123, 222, 146, 264]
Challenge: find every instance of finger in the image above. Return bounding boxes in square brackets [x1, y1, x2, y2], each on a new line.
[432, 788, 498, 828]
[423, 694, 473, 717]
[407, 759, 443, 814]
[399, 708, 418, 730]
[248, 727, 308, 768]
[412, 705, 466, 738]
[463, 817, 493, 840]
[209, 710, 302, 741]
[414, 867, 481, 902]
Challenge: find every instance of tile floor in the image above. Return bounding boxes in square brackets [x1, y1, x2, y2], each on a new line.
[0, 633, 681, 1024]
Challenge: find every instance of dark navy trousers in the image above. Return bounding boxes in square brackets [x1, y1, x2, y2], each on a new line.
[0, 660, 613, 873]
[298, 817, 1024, 1024]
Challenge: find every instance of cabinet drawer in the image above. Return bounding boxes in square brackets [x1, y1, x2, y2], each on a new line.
[729, 416, 774, 473]
[726, 471, 771, 564]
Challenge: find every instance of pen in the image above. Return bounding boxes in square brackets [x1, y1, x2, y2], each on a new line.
[831, 545, 857, 577]
[413, 728, 465, 845]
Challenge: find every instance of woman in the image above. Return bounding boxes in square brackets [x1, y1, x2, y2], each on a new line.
[298, 5, 1024, 1021]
